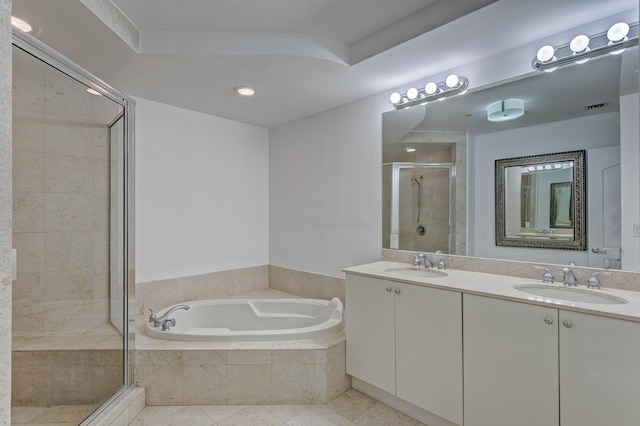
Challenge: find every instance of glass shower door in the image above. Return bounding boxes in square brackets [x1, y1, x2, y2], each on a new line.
[11, 41, 129, 424]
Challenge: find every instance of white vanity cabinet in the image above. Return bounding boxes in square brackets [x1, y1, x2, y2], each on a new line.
[464, 294, 640, 426]
[463, 294, 559, 426]
[346, 274, 463, 425]
[559, 310, 640, 426]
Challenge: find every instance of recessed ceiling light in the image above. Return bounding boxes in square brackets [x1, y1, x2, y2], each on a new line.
[11, 16, 35, 33]
[86, 88, 102, 96]
[234, 86, 255, 96]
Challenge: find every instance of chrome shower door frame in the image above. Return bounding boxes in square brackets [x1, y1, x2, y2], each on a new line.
[12, 29, 136, 420]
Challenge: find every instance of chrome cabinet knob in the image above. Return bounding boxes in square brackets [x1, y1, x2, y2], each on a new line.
[394, 288, 401, 294]
[386, 287, 392, 292]
[563, 320, 573, 328]
[544, 316, 554, 325]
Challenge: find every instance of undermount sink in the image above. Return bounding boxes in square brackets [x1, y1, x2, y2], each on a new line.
[384, 267, 447, 279]
[514, 284, 627, 305]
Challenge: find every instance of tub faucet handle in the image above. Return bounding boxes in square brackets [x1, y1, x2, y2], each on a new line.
[161, 318, 176, 331]
[148, 309, 157, 323]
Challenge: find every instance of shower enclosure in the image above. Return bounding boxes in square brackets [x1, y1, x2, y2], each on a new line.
[11, 31, 134, 424]
[383, 162, 455, 253]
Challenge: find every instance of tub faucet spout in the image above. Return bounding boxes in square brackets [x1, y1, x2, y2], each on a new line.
[150, 304, 190, 327]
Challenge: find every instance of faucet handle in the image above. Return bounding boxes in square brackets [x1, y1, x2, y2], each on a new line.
[148, 308, 157, 323]
[438, 256, 453, 270]
[533, 266, 554, 284]
[587, 272, 613, 289]
[408, 253, 421, 267]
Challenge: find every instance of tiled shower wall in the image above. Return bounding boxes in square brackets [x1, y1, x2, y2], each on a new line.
[0, 1, 13, 423]
[11, 55, 119, 336]
[382, 131, 467, 255]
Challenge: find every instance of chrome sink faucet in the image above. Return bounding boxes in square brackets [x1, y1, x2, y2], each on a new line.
[561, 267, 577, 287]
[409, 253, 421, 267]
[419, 253, 433, 268]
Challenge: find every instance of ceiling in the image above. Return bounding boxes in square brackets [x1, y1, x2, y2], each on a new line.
[11, 0, 639, 128]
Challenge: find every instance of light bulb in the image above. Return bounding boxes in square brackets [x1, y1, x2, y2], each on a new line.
[406, 87, 419, 100]
[424, 82, 438, 95]
[445, 74, 459, 88]
[570, 35, 590, 53]
[11, 16, 33, 33]
[389, 92, 402, 104]
[234, 86, 255, 96]
[607, 22, 629, 42]
[536, 45, 555, 63]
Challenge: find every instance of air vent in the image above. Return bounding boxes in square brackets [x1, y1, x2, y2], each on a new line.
[584, 102, 609, 110]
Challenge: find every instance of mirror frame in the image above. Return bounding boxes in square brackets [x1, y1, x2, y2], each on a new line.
[495, 150, 586, 250]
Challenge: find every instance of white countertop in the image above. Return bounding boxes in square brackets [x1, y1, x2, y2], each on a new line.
[343, 261, 640, 323]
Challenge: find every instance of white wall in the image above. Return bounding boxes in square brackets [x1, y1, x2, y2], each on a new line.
[269, 94, 389, 277]
[469, 112, 620, 265]
[620, 93, 640, 270]
[135, 97, 269, 282]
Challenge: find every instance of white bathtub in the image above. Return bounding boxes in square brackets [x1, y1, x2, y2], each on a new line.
[145, 297, 344, 341]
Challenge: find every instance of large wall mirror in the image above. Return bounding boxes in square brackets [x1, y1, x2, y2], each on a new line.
[495, 150, 586, 250]
[382, 39, 638, 271]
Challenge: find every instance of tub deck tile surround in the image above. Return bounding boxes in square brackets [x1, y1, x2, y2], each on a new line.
[136, 330, 350, 406]
[136, 288, 350, 406]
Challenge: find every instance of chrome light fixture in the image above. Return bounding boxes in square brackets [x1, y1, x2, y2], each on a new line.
[486, 99, 525, 122]
[389, 74, 469, 110]
[533, 22, 638, 72]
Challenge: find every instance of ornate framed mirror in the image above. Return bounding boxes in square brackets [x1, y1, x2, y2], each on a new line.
[495, 150, 586, 250]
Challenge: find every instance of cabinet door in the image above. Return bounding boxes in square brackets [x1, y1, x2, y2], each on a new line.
[346, 274, 396, 394]
[559, 311, 640, 426]
[396, 283, 463, 425]
[463, 294, 559, 426]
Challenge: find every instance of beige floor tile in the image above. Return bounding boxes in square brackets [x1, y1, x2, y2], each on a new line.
[198, 405, 246, 423]
[353, 402, 425, 426]
[215, 406, 284, 425]
[130, 389, 427, 426]
[263, 404, 314, 422]
[285, 405, 353, 425]
[326, 388, 377, 421]
[133, 406, 214, 425]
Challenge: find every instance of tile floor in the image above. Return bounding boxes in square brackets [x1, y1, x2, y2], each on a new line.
[131, 389, 426, 425]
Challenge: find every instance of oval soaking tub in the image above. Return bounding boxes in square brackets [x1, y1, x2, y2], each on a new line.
[145, 297, 344, 341]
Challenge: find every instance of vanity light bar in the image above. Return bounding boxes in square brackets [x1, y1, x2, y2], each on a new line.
[525, 162, 572, 172]
[389, 75, 469, 110]
[533, 22, 639, 72]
